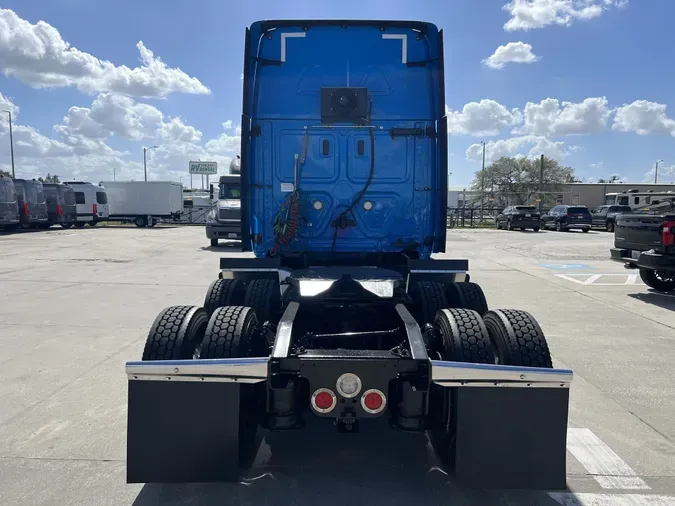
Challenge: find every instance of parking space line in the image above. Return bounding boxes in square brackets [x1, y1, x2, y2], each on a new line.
[567, 428, 650, 490]
[556, 274, 646, 286]
[548, 493, 675, 505]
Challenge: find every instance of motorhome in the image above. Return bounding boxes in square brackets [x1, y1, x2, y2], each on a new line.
[604, 189, 675, 209]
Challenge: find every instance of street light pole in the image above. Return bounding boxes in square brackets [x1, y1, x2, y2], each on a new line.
[480, 141, 486, 223]
[2, 110, 15, 177]
[143, 145, 159, 182]
[655, 159, 664, 184]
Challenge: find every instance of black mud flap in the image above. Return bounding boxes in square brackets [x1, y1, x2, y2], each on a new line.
[450, 387, 569, 490]
[127, 380, 250, 483]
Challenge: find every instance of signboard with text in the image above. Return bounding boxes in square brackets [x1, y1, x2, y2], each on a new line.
[189, 161, 217, 175]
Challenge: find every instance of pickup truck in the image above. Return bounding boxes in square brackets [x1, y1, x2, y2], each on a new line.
[610, 202, 675, 291]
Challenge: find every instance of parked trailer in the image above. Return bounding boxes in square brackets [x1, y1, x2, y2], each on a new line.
[99, 181, 183, 227]
[126, 19, 573, 491]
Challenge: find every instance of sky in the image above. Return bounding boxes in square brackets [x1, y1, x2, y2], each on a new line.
[1, 0, 675, 188]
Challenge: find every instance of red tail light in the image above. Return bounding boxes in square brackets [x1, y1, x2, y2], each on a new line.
[663, 220, 675, 246]
[93, 203, 97, 215]
[311, 388, 337, 413]
[56, 204, 63, 217]
[361, 389, 387, 414]
[22, 202, 29, 215]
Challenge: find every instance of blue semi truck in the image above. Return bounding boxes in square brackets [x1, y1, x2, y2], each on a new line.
[125, 20, 573, 490]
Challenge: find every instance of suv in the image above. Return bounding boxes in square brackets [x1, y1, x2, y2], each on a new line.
[12, 178, 48, 229]
[0, 175, 19, 230]
[43, 183, 77, 229]
[496, 205, 541, 231]
[591, 205, 631, 232]
[541, 205, 592, 232]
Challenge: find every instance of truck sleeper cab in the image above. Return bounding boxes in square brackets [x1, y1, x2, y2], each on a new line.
[12, 178, 48, 229]
[0, 175, 19, 230]
[126, 19, 573, 492]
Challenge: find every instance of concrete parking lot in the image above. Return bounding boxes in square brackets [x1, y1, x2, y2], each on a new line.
[1, 225, 674, 506]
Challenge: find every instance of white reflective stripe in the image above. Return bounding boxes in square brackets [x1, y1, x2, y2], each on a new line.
[280, 32, 306, 62]
[381, 34, 407, 64]
[566, 428, 650, 490]
[548, 493, 675, 506]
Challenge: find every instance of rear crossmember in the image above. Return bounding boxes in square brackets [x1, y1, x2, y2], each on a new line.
[126, 256, 572, 490]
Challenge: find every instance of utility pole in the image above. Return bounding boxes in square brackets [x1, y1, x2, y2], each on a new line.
[480, 141, 486, 224]
[2, 109, 15, 177]
[143, 145, 159, 181]
[113, 167, 116, 181]
[538, 154, 544, 210]
[655, 159, 664, 184]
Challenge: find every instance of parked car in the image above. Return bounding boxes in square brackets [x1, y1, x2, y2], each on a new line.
[495, 205, 541, 231]
[42, 183, 77, 229]
[64, 181, 109, 226]
[0, 175, 20, 231]
[590, 205, 632, 232]
[541, 205, 592, 232]
[12, 178, 48, 229]
[611, 201, 675, 291]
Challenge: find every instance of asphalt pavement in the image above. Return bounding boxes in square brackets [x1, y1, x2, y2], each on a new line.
[0, 224, 674, 506]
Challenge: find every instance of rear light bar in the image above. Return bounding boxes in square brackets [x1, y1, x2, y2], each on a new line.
[22, 202, 29, 215]
[663, 220, 675, 246]
[93, 203, 97, 215]
[56, 204, 63, 217]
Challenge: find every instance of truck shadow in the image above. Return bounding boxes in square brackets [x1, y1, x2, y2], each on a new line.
[201, 242, 242, 251]
[131, 422, 571, 506]
[628, 291, 675, 310]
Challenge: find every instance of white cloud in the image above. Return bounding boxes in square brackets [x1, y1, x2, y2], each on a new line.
[515, 97, 612, 136]
[205, 122, 241, 155]
[589, 161, 604, 169]
[159, 117, 202, 144]
[503, 0, 627, 31]
[0, 92, 19, 118]
[0, 8, 210, 98]
[466, 135, 571, 163]
[447, 100, 523, 136]
[483, 42, 540, 69]
[612, 100, 675, 137]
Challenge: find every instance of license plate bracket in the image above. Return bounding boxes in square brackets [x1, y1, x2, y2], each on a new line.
[228, 233, 237, 238]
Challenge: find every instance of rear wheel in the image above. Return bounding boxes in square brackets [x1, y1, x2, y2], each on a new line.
[210, 238, 218, 247]
[445, 282, 488, 315]
[134, 216, 148, 228]
[61, 223, 73, 229]
[244, 278, 281, 325]
[507, 220, 514, 231]
[88, 221, 98, 227]
[483, 309, 553, 368]
[582, 228, 589, 233]
[432, 308, 495, 363]
[555, 221, 563, 232]
[409, 280, 448, 326]
[639, 269, 675, 292]
[74, 222, 85, 228]
[606, 221, 615, 233]
[200, 306, 263, 466]
[142, 305, 208, 361]
[533, 227, 540, 232]
[204, 279, 245, 316]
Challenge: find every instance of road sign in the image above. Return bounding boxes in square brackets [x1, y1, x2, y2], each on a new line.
[189, 161, 217, 175]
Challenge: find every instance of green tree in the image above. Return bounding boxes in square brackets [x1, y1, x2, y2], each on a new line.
[37, 173, 60, 183]
[471, 156, 576, 207]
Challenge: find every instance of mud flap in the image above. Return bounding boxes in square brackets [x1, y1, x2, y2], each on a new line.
[451, 386, 569, 490]
[127, 380, 247, 483]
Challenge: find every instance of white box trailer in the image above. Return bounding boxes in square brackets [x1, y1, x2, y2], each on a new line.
[99, 181, 183, 227]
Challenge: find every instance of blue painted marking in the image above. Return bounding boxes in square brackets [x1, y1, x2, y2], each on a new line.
[541, 264, 592, 270]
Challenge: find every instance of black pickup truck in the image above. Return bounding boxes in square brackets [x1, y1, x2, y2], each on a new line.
[610, 202, 675, 291]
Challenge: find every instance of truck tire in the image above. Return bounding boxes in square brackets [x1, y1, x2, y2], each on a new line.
[244, 278, 281, 325]
[61, 223, 73, 229]
[74, 222, 85, 228]
[134, 216, 148, 228]
[606, 221, 615, 233]
[199, 306, 261, 359]
[142, 305, 208, 361]
[88, 221, 98, 227]
[639, 269, 675, 292]
[483, 309, 553, 368]
[210, 238, 218, 247]
[204, 279, 245, 316]
[433, 309, 495, 363]
[445, 282, 488, 315]
[409, 280, 448, 326]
